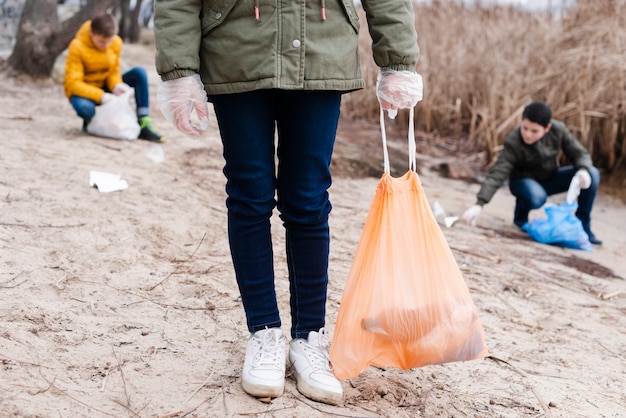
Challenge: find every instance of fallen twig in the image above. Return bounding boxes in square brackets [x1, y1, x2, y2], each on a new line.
[158, 411, 184, 418]
[0, 222, 86, 228]
[100, 368, 110, 393]
[488, 356, 553, 417]
[25, 342, 118, 417]
[530, 387, 553, 418]
[0, 279, 27, 288]
[111, 346, 132, 410]
[593, 338, 618, 356]
[94, 140, 123, 151]
[178, 391, 218, 418]
[450, 245, 495, 261]
[598, 290, 623, 300]
[147, 233, 207, 291]
[0, 115, 33, 120]
[183, 371, 214, 404]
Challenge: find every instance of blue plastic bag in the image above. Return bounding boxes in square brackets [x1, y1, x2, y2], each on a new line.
[522, 202, 592, 252]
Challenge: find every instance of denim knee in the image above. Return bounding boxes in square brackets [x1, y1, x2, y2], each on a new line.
[122, 67, 148, 86]
[278, 193, 332, 228]
[527, 193, 547, 209]
[69, 96, 96, 120]
[226, 181, 276, 220]
[509, 178, 547, 209]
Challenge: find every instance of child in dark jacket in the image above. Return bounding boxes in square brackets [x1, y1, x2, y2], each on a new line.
[462, 101, 602, 245]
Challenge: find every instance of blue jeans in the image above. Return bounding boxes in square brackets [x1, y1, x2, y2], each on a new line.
[508, 166, 600, 229]
[209, 90, 341, 339]
[69, 67, 150, 121]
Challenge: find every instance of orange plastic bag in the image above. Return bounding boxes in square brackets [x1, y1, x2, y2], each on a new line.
[330, 109, 489, 380]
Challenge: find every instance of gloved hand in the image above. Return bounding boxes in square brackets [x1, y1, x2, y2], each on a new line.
[101, 92, 115, 104]
[113, 82, 132, 95]
[376, 69, 423, 119]
[575, 169, 591, 189]
[566, 175, 581, 204]
[158, 74, 209, 138]
[461, 204, 483, 226]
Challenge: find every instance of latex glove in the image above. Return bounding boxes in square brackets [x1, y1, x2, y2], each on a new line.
[101, 92, 115, 104]
[158, 74, 209, 138]
[566, 175, 581, 204]
[113, 82, 132, 95]
[461, 204, 483, 226]
[575, 169, 591, 189]
[376, 70, 423, 119]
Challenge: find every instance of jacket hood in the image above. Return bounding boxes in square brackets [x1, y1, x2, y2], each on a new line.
[75, 21, 95, 49]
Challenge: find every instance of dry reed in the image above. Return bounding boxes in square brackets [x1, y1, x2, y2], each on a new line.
[342, 0, 626, 173]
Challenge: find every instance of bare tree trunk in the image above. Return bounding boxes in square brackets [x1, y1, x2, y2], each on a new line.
[6, 0, 119, 79]
[118, 0, 144, 43]
[118, 0, 131, 41]
[130, 0, 145, 43]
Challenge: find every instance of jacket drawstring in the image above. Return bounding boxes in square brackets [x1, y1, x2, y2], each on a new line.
[321, 0, 326, 20]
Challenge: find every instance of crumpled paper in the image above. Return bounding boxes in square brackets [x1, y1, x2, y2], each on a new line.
[432, 201, 459, 228]
[147, 144, 165, 163]
[89, 170, 128, 193]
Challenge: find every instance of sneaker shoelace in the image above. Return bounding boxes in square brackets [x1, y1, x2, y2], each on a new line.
[302, 328, 333, 373]
[251, 331, 283, 368]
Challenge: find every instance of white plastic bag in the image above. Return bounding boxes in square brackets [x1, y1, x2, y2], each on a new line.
[87, 91, 140, 140]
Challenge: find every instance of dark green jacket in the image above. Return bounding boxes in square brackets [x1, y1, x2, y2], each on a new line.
[476, 120, 593, 205]
[154, 0, 419, 95]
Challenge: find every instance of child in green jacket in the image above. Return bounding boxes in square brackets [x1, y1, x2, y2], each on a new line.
[462, 101, 602, 245]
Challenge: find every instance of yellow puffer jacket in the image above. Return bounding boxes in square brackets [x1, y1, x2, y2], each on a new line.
[63, 21, 124, 102]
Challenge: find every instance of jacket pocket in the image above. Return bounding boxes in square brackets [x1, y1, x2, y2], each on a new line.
[201, 0, 239, 33]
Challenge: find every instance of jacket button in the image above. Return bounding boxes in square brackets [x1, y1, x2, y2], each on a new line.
[215, 12, 222, 19]
[292, 39, 301, 48]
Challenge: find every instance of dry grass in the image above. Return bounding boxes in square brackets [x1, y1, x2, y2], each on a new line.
[342, 0, 626, 173]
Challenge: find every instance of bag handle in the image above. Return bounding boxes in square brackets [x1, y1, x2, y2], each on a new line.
[380, 107, 416, 174]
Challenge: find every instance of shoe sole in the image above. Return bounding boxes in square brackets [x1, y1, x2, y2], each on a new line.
[139, 137, 165, 143]
[291, 366, 342, 405]
[241, 380, 284, 398]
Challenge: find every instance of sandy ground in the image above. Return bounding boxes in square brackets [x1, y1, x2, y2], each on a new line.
[1, 43, 625, 418]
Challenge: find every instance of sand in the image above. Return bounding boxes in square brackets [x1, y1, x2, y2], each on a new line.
[1, 43, 624, 418]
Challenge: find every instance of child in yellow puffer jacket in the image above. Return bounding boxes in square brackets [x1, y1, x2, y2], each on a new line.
[64, 12, 163, 142]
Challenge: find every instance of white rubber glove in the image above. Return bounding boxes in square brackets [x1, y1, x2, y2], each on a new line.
[101, 93, 115, 104]
[566, 175, 581, 204]
[113, 82, 132, 95]
[376, 70, 423, 119]
[461, 204, 483, 226]
[158, 74, 209, 138]
[575, 169, 591, 189]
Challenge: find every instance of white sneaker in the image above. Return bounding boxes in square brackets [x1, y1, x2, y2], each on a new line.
[288, 328, 343, 405]
[242, 328, 287, 398]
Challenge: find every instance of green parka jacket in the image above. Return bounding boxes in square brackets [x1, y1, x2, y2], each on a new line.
[476, 120, 594, 205]
[154, 0, 419, 95]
